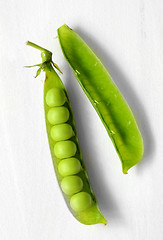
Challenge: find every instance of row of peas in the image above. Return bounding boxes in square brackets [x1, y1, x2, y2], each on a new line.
[45, 88, 93, 212]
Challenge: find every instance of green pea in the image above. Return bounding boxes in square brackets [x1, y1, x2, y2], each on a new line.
[58, 158, 81, 176]
[46, 88, 66, 107]
[61, 176, 83, 195]
[70, 192, 93, 212]
[47, 107, 69, 125]
[50, 123, 74, 141]
[54, 140, 77, 159]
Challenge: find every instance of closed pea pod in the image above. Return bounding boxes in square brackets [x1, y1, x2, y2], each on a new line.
[26, 41, 107, 225]
[57, 25, 144, 174]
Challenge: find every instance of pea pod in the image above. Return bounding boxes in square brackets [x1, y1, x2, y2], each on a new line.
[26, 41, 107, 225]
[57, 25, 144, 174]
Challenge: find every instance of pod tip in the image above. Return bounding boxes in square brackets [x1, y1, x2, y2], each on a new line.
[64, 24, 72, 30]
[103, 219, 108, 226]
[122, 167, 129, 174]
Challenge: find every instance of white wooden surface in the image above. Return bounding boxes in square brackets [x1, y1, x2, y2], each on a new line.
[0, 0, 163, 239]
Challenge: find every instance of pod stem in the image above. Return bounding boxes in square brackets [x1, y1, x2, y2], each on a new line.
[26, 41, 50, 53]
[26, 41, 62, 74]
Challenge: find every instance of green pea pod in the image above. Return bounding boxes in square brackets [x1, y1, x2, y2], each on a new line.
[26, 41, 107, 225]
[57, 25, 144, 174]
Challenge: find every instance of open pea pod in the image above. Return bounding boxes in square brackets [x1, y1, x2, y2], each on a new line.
[26, 41, 107, 225]
[57, 24, 144, 174]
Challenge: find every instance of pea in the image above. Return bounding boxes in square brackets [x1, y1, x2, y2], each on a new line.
[54, 140, 77, 159]
[46, 88, 66, 107]
[50, 123, 74, 141]
[70, 192, 93, 212]
[61, 176, 83, 195]
[27, 40, 107, 225]
[58, 158, 81, 176]
[47, 107, 69, 125]
[57, 24, 144, 174]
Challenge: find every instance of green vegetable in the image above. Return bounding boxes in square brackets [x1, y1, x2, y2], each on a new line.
[61, 176, 83, 195]
[26, 41, 107, 225]
[46, 88, 66, 107]
[57, 24, 144, 174]
[47, 107, 69, 125]
[54, 140, 77, 159]
[50, 123, 74, 141]
[58, 158, 82, 177]
[70, 192, 93, 212]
